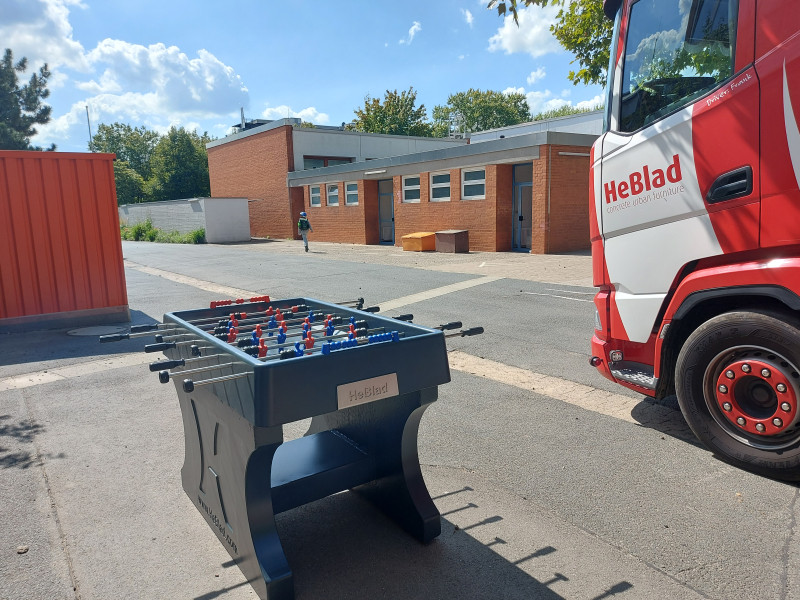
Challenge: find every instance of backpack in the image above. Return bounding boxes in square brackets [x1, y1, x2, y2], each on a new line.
[298, 218, 310, 231]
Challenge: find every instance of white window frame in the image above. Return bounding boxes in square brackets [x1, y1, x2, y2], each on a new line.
[402, 175, 421, 203]
[326, 183, 339, 206]
[309, 185, 321, 207]
[345, 181, 359, 206]
[461, 167, 486, 200]
[429, 171, 451, 202]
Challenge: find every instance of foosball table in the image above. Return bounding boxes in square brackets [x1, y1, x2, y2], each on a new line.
[102, 295, 481, 600]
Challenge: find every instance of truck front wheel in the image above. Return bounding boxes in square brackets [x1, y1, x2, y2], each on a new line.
[675, 310, 800, 480]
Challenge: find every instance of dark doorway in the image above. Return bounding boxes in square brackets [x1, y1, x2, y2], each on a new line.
[378, 179, 394, 244]
[512, 164, 533, 251]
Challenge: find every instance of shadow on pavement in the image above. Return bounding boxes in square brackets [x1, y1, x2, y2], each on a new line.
[0, 415, 65, 470]
[191, 489, 635, 600]
[0, 309, 160, 367]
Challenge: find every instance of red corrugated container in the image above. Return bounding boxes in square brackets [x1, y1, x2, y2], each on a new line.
[0, 151, 129, 331]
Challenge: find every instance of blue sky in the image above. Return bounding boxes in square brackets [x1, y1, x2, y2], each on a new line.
[5, 0, 605, 152]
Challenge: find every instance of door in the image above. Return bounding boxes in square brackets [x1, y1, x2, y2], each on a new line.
[378, 179, 394, 243]
[512, 183, 532, 250]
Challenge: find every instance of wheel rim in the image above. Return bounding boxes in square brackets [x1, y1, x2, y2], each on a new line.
[704, 346, 800, 449]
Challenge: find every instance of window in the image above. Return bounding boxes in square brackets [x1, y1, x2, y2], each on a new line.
[326, 183, 339, 205]
[310, 185, 321, 207]
[345, 182, 359, 205]
[402, 176, 421, 203]
[430, 172, 451, 202]
[618, 0, 737, 133]
[461, 168, 486, 200]
[304, 156, 353, 169]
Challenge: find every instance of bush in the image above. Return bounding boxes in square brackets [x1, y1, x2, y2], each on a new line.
[120, 220, 205, 244]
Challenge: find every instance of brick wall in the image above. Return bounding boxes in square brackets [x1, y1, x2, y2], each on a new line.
[546, 145, 591, 253]
[392, 166, 501, 252]
[207, 126, 295, 239]
[302, 181, 373, 245]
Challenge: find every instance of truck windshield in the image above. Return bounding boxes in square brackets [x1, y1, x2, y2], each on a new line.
[619, 0, 737, 133]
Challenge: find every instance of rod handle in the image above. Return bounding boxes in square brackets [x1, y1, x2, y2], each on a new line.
[459, 327, 484, 337]
[183, 379, 195, 393]
[159, 371, 170, 384]
[393, 314, 414, 322]
[438, 321, 462, 331]
[130, 323, 160, 333]
[99, 333, 129, 342]
[145, 342, 177, 353]
[149, 359, 185, 372]
[363, 306, 380, 313]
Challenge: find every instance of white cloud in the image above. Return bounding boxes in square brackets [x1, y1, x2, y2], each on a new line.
[503, 85, 602, 116]
[575, 94, 605, 110]
[399, 21, 422, 45]
[488, 5, 562, 58]
[461, 8, 474, 27]
[37, 39, 249, 149]
[0, 0, 89, 75]
[262, 105, 330, 125]
[527, 67, 546, 85]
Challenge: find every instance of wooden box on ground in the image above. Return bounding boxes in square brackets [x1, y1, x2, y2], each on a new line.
[435, 230, 469, 253]
[401, 232, 436, 252]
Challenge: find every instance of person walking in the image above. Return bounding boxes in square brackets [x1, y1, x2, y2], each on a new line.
[298, 211, 313, 252]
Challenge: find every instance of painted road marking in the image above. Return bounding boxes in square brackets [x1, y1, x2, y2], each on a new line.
[447, 351, 686, 433]
[0, 352, 155, 392]
[544, 288, 595, 295]
[125, 260, 260, 300]
[378, 277, 503, 312]
[522, 291, 593, 303]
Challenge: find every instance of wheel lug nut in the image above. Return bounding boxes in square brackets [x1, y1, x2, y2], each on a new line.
[742, 364, 752, 373]
[756, 423, 766, 432]
[737, 417, 747, 426]
[719, 384, 728, 394]
[726, 370, 735, 379]
[762, 368, 771, 378]
[722, 402, 733, 412]
[773, 418, 784, 427]
[782, 402, 792, 412]
[777, 383, 788, 393]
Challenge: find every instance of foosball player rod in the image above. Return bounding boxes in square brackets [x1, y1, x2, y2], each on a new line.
[183, 372, 251, 393]
[188, 303, 310, 327]
[144, 338, 203, 353]
[99, 327, 185, 343]
[157, 360, 243, 384]
[436, 321, 462, 331]
[335, 297, 364, 309]
[227, 315, 369, 342]
[208, 295, 270, 310]
[245, 325, 377, 356]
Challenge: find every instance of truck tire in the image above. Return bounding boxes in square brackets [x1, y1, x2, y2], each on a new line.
[675, 310, 800, 480]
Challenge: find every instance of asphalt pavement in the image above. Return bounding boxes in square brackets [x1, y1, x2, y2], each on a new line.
[1, 238, 799, 600]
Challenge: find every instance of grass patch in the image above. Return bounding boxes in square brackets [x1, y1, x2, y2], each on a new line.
[121, 218, 205, 244]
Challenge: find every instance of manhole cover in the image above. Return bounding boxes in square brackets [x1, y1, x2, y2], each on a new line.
[66, 325, 128, 336]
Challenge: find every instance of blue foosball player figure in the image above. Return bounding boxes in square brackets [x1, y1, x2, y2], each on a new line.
[298, 212, 313, 252]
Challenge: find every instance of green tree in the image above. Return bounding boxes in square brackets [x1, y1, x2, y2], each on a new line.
[350, 87, 433, 137]
[113, 161, 145, 205]
[488, 1, 613, 86]
[147, 127, 212, 202]
[432, 89, 531, 136]
[89, 122, 160, 180]
[0, 48, 54, 150]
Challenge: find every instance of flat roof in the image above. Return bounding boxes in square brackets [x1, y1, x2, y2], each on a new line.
[287, 130, 597, 187]
[207, 118, 467, 150]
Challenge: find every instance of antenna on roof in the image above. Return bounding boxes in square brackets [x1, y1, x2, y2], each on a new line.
[240, 107, 245, 129]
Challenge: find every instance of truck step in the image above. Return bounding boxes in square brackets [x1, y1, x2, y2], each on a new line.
[610, 362, 657, 390]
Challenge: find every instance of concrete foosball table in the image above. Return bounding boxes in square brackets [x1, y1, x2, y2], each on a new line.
[146, 298, 451, 599]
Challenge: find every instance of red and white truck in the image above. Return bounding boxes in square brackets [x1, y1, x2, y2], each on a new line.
[591, 0, 800, 479]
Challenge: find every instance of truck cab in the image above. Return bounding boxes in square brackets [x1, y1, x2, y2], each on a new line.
[592, 0, 800, 479]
